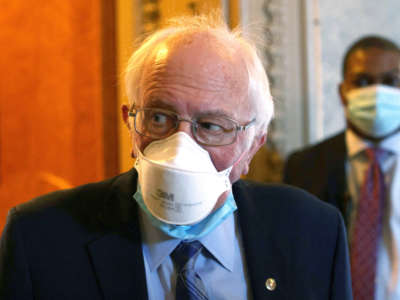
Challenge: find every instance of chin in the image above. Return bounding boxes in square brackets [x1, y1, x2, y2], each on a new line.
[211, 190, 230, 213]
[364, 130, 400, 143]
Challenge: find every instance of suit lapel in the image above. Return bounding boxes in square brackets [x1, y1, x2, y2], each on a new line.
[324, 133, 350, 225]
[87, 170, 148, 300]
[234, 182, 289, 300]
[87, 230, 147, 300]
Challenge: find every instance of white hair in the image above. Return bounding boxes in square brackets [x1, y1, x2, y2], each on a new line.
[124, 12, 274, 134]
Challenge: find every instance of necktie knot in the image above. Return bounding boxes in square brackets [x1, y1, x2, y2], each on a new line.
[172, 241, 203, 271]
[365, 147, 385, 163]
[172, 241, 209, 300]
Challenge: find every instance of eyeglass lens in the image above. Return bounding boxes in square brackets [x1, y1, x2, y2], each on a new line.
[134, 109, 238, 146]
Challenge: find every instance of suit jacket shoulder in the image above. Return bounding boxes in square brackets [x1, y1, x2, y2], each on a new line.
[1, 172, 352, 300]
[0, 169, 149, 300]
[282, 132, 348, 211]
[283, 132, 346, 187]
[233, 180, 352, 300]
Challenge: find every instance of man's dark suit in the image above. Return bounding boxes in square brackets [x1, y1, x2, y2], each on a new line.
[0, 168, 352, 299]
[283, 132, 350, 225]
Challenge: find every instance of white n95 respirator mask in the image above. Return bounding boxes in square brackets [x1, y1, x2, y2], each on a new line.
[134, 132, 232, 225]
[345, 84, 400, 138]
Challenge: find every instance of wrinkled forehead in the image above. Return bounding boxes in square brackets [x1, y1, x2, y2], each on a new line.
[140, 31, 250, 106]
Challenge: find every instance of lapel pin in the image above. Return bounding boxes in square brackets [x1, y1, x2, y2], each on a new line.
[265, 278, 276, 291]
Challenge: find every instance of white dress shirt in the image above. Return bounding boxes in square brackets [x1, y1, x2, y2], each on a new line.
[346, 129, 400, 300]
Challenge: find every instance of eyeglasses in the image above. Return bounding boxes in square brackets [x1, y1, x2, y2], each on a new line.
[128, 107, 256, 146]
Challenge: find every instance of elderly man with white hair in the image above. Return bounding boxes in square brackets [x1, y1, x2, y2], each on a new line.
[0, 13, 352, 300]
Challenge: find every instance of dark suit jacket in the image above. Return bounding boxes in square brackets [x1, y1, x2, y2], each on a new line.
[283, 132, 350, 225]
[0, 169, 352, 299]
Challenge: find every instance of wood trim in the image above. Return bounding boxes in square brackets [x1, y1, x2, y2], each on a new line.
[101, 0, 119, 177]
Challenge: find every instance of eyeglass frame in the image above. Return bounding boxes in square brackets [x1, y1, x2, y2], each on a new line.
[128, 106, 256, 146]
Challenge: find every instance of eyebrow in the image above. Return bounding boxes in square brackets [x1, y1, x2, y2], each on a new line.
[144, 98, 176, 111]
[349, 69, 400, 78]
[196, 109, 233, 119]
[143, 98, 234, 119]
[380, 69, 400, 76]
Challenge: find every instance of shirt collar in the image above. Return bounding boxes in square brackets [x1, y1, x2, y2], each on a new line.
[139, 198, 236, 273]
[139, 208, 180, 273]
[346, 129, 400, 158]
[199, 209, 236, 272]
[345, 129, 371, 158]
[379, 131, 400, 155]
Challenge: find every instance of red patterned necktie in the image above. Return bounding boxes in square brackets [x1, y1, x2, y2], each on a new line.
[351, 148, 386, 300]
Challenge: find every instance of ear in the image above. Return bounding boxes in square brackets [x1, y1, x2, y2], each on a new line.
[122, 104, 138, 158]
[248, 133, 267, 159]
[242, 133, 267, 175]
[338, 82, 347, 107]
[121, 104, 131, 130]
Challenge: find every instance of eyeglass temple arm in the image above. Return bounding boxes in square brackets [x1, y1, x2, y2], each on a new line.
[237, 118, 256, 131]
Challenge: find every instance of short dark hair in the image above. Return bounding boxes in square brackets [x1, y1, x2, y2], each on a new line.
[342, 35, 399, 77]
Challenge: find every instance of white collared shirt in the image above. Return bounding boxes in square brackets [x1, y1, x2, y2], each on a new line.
[346, 129, 400, 299]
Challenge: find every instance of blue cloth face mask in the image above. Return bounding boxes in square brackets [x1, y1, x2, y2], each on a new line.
[134, 184, 237, 239]
[345, 84, 400, 138]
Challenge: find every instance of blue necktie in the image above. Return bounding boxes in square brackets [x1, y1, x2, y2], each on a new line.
[172, 241, 209, 300]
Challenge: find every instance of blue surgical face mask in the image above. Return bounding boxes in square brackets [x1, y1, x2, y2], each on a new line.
[345, 84, 400, 138]
[133, 184, 237, 239]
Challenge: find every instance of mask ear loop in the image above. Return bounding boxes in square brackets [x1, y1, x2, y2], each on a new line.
[233, 150, 247, 167]
[133, 143, 143, 167]
[216, 151, 247, 197]
[218, 150, 248, 184]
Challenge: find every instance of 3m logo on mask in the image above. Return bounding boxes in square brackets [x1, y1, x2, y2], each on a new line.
[151, 188, 182, 213]
[155, 188, 174, 202]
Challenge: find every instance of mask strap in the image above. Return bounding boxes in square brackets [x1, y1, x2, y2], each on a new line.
[134, 143, 143, 168]
[218, 149, 247, 178]
[233, 150, 247, 167]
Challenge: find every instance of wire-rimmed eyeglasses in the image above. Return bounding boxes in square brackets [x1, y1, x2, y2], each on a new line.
[128, 107, 256, 146]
